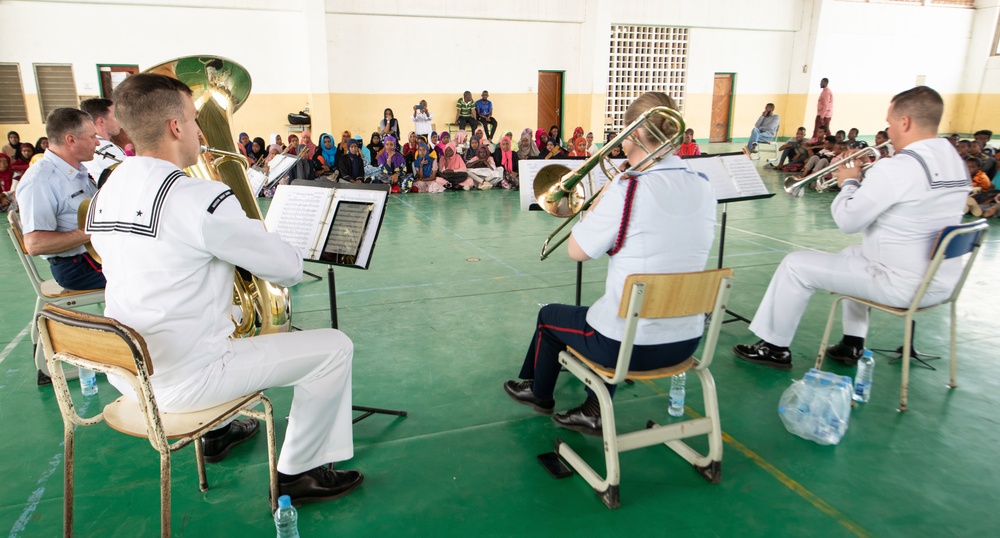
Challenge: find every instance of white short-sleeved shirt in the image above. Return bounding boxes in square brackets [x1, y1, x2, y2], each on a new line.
[83, 136, 127, 181]
[15, 149, 97, 258]
[87, 157, 304, 389]
[412, 111, 433, 136]
[572, 156, 717, 345]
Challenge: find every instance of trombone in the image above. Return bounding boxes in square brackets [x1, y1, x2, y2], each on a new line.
[536, 106, 686, 260]
[783, 140, 890, 198]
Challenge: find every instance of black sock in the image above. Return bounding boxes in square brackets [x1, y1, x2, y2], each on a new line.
[203, 423, 231, 439]
[278, 471, 304, 483]
[763, 340, 788, 352]
[843, 335, 865, 349]
[580, 396, 601, 417]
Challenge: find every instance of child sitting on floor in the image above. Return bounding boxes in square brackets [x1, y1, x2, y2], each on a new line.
[677, 128, 700, 157]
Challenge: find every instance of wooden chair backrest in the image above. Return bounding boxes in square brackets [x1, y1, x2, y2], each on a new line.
[37, 304, 152, 376]
[7, 210, 27, 252]
[618, 268, 735, 319]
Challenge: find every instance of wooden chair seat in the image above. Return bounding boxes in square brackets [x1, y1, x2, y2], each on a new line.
[104, 393, 264, 440]
[39, 279, 102, 299]
[568, 347, 694, 380]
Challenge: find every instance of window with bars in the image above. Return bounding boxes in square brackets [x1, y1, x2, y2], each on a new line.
[34, 64, 78, 122]
[605, 25, 688, 133]
[0, 64, 28, 123]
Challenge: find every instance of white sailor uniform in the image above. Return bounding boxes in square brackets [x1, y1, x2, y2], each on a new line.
[749, 137, 970, 347]
[87, 156, 354, 474]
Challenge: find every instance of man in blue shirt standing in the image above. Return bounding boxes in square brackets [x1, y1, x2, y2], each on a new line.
[476, 90, 498, 141]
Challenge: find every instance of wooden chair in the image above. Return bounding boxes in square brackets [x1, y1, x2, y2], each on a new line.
[814, 219, 989, 412]
[36, 304, 278, 537]
[554, 268, 734, 509]
[7, 211, 105, 379]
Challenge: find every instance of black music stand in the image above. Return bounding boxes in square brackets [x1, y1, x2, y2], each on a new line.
[277, 181, 407, 424]
[684, 152, 775, 324]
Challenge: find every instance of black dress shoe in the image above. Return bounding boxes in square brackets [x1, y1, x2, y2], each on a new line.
[733, 340, 793, 370]
[825, 341, 863, 366]
[552, 405, 602, 437]
[202, 418, 260, 464]
[503, 380, 555, 415]
[279, 466, 364, 505]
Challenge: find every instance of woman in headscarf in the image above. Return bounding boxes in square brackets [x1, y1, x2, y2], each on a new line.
[517, 134, 539, 160]
[0, 154, 13, 194]
[465, 144, 502, 190]
[366, 132, 384, 167]
[464, 136, 481, 162]
[377, 135, 409, 192]
[299, 131, 318, 160]
[543, 138, 565, 159]
[269, 133, 285, 152]
[535, 128, 548, 152]
[313, 133, 338, 177]
[10, 143, 33, 177]
[379, 108, 401, 142]
[436, 131, 452, 158]
[411, 143, 447, 193]
[473, 126, 493, 152]
[493, 136, 519, 189]
[402, 131, 420, 173]
[438, 142, 473, 190]
[548, 125, 562, 149]
[250, 137, 268, 165]
[585, 131, 597, 154]
[453, 131, 469, 155]
[569, 126, 584, 146]
[34, 137, 48, 154]
[237, 132, 252, 157]
[338, 139, 367, 183]
[568, 137, 590, 158]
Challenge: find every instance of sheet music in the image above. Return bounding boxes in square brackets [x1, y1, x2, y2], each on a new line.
[720, 155, 770, 197]
[247, 167, 267, 197]
[267, 154, 298, 183]
[685, 157, 743, 200]
[263, 185, 335, 259]
[320, 202, 373, 266]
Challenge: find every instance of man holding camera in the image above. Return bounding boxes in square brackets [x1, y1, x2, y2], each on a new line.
[412, 99, 433, 140]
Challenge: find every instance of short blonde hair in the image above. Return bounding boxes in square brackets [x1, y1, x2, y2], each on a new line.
[113, 73, 193, 151]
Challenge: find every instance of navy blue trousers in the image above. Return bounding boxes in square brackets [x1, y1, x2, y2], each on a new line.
[49, 253, 106, 291]
[518, 304, 699, 400]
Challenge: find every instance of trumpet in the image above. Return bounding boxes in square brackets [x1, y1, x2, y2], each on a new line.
[536, 106, 686, 260]
[782, 141, 890, 198]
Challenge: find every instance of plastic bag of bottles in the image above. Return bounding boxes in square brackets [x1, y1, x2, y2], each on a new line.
[778, 368, 853, 445]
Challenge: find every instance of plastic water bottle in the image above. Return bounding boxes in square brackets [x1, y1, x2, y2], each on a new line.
[853, 349, 875, 403]
[668, 372, 686, 417]
[78, 368, 98, 396]
[274, 495, 299, 538]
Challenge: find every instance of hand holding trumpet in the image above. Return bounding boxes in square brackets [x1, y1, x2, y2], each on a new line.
[833, 151, 871, 187]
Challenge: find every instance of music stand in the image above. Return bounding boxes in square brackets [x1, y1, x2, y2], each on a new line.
[266, 181, 407, 424]
[683, 152, 775, 324]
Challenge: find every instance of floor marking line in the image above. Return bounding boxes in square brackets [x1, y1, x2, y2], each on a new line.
[0, 322, 31, 367]
[640, 379, 871, 538]
[725, 225, 824, 252]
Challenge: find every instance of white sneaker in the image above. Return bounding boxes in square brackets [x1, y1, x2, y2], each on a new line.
[479, 182, 493, 191]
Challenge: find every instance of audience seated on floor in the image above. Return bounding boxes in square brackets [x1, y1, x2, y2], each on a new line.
[493, 136, 518, 189]
[767, 126, 807, 171]
[968, 140, 997, 180]
[847, 128, 867, 149]
[466, 144, 502, 190]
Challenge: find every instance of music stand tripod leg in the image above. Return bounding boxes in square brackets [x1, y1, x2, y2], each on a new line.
[875, 320, 940, 370]
[326, 267, 409, 422]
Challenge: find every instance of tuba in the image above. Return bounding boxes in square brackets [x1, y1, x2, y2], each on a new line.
[145, 56, 291, 337]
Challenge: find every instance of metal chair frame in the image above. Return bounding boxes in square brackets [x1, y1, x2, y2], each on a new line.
[555, 268, 734, 509]
[37, 304, 278, 537]
[7, 211, 105, 377]
[814, 219, 989, 412]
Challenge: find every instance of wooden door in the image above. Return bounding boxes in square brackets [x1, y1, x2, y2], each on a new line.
[537, 72, 563, 134]
[710, 73, 734, 143]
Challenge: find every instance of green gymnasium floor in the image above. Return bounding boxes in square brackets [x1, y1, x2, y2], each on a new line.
[1, 143, 998, 537]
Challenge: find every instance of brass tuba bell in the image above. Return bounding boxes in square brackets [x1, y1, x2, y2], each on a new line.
[145, 56, 291, 337]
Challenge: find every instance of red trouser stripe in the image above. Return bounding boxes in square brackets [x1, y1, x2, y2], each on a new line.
[534, 324, 594, 368]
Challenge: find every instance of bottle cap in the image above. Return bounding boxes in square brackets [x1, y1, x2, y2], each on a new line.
[862, 349, 874, 358]
[278, 495, 292, 509]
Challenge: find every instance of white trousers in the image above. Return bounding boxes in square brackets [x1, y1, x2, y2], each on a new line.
[121, 329, 354, 475]
[748, 246, 948, 348]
